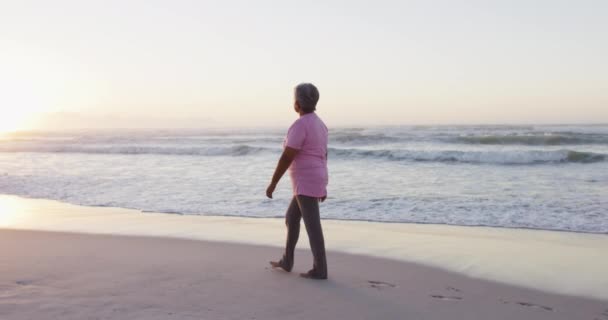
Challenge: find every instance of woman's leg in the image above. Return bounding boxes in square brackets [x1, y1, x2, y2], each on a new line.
[296, 195, 327, 279]
[273, 196, 301, 271]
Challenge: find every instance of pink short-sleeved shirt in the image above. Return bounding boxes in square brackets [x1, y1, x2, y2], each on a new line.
[283, 113, 328, 198]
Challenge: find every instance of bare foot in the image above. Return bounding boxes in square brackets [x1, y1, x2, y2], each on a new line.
[269, 261, 291, 272]
[300, 269, 327, 280]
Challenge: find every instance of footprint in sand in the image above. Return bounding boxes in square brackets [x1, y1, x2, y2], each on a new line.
[597, 309, 608, 319]
[367, 280, 397, 290]
[430, 286, 463, 301]
[500, 299, 553, 312]
[430, 294, 463, 301]
[15, 280, 34, 286]
[0, 280, 39, 299]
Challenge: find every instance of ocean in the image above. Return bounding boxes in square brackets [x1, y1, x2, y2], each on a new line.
[1, 124, 607, 234]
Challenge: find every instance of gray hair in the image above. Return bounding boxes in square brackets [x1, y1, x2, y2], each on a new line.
[294, 83, 320, 113]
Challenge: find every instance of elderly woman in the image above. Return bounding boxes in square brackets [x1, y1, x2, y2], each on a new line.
[266, 83, 328, 280]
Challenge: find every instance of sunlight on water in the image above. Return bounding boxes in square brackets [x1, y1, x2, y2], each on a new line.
[0, 196, 26, 226]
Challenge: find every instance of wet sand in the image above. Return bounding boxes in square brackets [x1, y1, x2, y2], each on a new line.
[1, 195, 607, 301]
[1, 195, 607, 319]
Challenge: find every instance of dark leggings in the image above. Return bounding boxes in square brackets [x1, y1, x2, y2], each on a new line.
[281, 195, 327, 277]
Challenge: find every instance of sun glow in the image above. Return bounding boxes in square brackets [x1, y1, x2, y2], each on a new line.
[1, 49, 66, 133]
[0, 111, 29, 133]
[0, 75, 55, 133]
[0, 95, 45, 133]
[0, 196, 25, 227]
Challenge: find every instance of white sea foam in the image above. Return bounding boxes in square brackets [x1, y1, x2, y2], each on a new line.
[329, 148, 605, 164]
[1, 142, 605, 164]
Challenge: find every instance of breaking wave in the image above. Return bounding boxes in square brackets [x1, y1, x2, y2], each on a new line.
[0, 144, 274, 156]
[329, 148, 606, 164]
[1, 142, 605, 164]
[331, 132, 400, 145]
[455, 133, 608, 145]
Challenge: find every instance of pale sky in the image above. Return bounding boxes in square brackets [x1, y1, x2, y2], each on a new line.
[1, 0, 607, 130]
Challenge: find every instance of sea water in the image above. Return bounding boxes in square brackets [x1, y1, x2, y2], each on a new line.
[1, 124, 606, 233]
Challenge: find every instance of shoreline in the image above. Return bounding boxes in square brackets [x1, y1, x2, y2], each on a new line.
[1, 194, 607, 301]
[6, 193, 608, 236]
[1, 228, 607, 320]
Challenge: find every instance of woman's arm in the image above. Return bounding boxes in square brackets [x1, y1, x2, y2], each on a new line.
[266, 147, 299, 199]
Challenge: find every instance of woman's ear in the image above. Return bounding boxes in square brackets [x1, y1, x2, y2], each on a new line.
[294, 101, 301, 113]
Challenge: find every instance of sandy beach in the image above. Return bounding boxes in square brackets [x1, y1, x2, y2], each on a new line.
[1, 228, 606, 320]
[3, 0, 607, 318]
[1, 195, 607, 319]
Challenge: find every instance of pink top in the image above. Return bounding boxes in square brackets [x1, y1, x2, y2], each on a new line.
[283, 113, 329, 198]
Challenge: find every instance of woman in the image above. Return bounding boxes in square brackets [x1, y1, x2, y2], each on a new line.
[266, 83, 328, 280]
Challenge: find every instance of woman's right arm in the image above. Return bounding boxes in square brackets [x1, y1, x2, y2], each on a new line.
[266, 147, 299, 199]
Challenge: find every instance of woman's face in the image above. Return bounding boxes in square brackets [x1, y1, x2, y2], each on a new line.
[293, 99, 301, 114]
[293, 90, 300, 113]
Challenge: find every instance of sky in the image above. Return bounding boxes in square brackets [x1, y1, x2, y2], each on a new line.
[1, 0, 607, 130]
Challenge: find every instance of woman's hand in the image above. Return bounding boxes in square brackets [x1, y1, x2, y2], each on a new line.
[266, 182, 277, 199]
[267, 147, 298, 200]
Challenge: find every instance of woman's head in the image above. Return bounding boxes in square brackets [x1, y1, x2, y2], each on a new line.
[294, 83, 320, 114]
